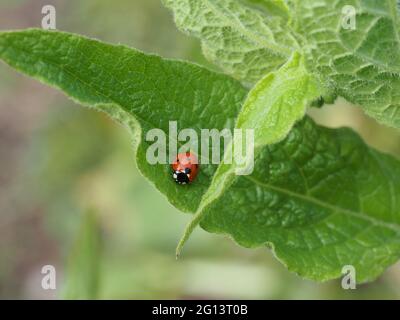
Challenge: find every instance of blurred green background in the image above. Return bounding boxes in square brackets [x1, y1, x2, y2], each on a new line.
[1, 0, 400, 299]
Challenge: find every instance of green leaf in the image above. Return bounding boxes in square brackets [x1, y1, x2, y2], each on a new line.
[1, 29, 400, 283]
[0, 29, 247, 214]
[293, 0, 400, 128]
[63, 210, 102, 299]
[162, 0, 299, 84]
[235, 51, 318, 146]
[200, 117, 400, 283]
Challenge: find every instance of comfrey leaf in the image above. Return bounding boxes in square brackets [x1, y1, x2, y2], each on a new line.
[162, 0, 299, 84]
[0, 29, 246, 213]
[200, 116, 400, 282]
[293, 0, 400, 128]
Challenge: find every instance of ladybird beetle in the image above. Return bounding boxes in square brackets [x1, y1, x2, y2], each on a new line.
[171, 151, 199, 185]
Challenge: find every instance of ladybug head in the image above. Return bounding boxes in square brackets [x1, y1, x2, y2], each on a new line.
[173, 168, 191, 185]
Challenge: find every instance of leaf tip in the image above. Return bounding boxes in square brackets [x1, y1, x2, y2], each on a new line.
[175, 236, 186, 259]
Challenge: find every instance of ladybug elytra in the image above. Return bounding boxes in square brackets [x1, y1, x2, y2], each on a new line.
[171, 151, 199, 185]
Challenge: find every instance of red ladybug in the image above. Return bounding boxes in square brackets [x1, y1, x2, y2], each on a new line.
[171, 151, 199, 185]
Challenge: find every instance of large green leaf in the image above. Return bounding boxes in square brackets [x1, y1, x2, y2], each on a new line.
[0, 29, 246, 214]
[200, 117, 400, 282]
[293, 0, 400, 128]
[1, 29, 400, 282]
[162, 0, 299, 84]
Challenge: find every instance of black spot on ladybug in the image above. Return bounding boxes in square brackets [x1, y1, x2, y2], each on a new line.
[173, 170, 189, 184]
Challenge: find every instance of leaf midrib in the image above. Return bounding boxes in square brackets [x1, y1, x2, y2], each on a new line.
[244, 175, 400, 233]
